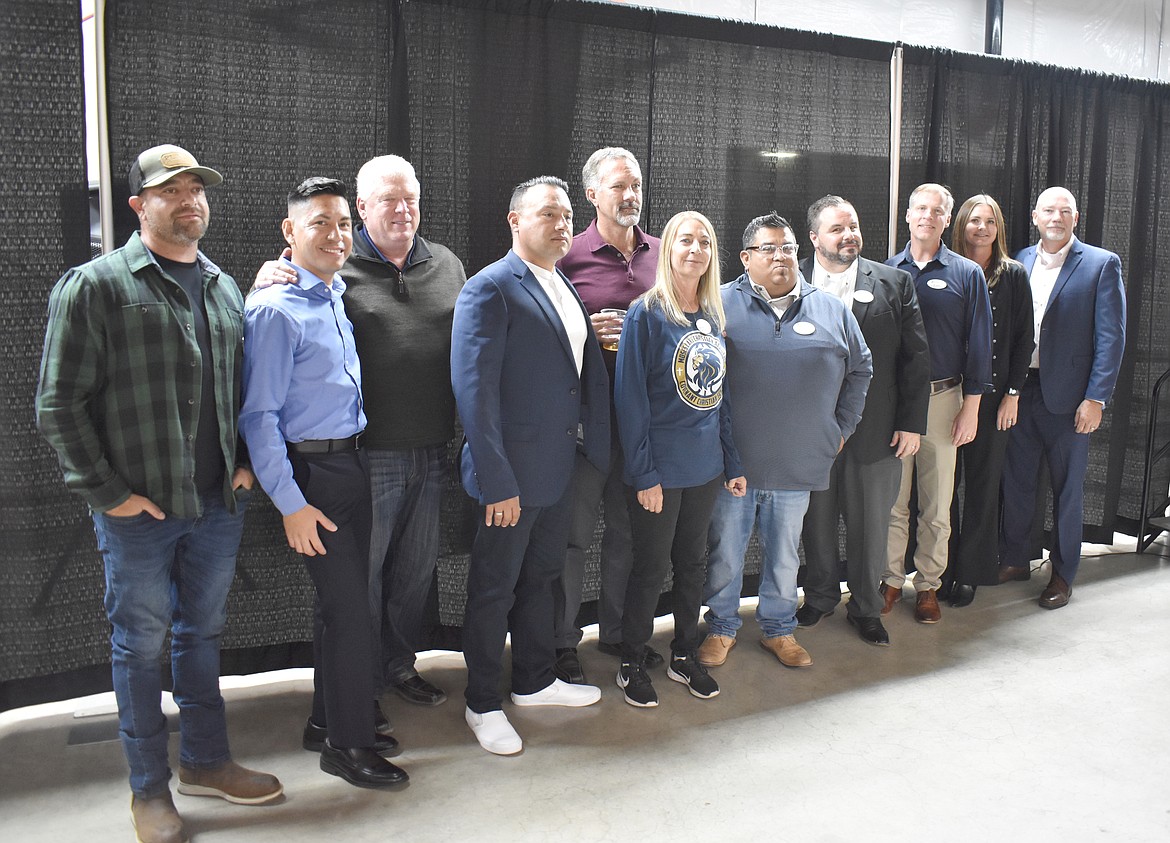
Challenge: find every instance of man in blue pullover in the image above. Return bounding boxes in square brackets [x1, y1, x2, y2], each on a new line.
[699, 213, 872, 670]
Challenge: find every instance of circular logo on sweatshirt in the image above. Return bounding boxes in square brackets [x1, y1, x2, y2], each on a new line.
[673, 331, 725, 410]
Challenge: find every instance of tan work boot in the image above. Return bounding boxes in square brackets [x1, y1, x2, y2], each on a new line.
[759, 634, 812, 667]
[177, 760, 283, 805]
[131, 791, 186, 843]
[697, 633, 737, 667]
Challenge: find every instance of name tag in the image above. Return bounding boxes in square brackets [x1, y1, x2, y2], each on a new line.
[853, 289, 874, 303]
[927, 279, 948, 290]
[793, 321, 816, 335]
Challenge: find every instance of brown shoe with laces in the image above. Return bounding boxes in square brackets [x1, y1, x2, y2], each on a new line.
[880, 582, 902, 615]
[914, 589, 941, 623]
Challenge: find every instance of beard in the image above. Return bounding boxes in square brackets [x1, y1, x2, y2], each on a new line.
[147, 211, 208, 246]
[820, 243, 859, 267]
[614, 206, 641, 227]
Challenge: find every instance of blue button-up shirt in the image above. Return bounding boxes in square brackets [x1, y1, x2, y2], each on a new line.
[240, 260, 366, 515]
[888, 242, 992, 395]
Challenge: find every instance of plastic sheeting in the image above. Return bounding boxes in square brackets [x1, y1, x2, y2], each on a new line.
[620, 0, 1170, 81]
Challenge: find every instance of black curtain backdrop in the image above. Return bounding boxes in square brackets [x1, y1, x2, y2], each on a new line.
[898, 46, 1170, 546]
[3, 0, 1167, 710]
[0, 0, 101, 711]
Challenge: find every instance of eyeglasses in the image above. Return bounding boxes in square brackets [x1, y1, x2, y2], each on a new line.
[745, 243, 799, 257]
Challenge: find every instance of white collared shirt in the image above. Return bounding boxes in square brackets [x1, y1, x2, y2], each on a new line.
[810, 258, 859, 308]
[750, 279, 801, 319]
[523, 259, 588, 375]
[1028, 238, 1074, 368]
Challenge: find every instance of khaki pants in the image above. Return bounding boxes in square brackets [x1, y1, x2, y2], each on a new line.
[884, 385, 962, 592]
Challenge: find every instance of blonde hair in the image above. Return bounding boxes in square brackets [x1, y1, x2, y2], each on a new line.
[908, 182, 954, 216]
[952, 193, 1020, 289]
[642, 211, 725, 332]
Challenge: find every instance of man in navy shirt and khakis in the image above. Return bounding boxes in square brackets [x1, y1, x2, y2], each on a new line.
[883, 183, 992, 624]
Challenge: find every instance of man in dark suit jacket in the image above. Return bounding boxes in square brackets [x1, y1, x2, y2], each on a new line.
[451, 176, 610, 755]
[998, 186, 1126, 609]
[799, 196, 931, 646]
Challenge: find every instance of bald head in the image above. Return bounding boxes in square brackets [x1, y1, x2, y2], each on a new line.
[1032, 186, 1079, 252]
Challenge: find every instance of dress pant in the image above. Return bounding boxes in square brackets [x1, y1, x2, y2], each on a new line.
[289, 447, 376, 749]
[554, 439, 633, 649]
[366, 445, 445, 690]
[885, 385, 962, 592]
[462, 489, 574, 713]
[803, 451, 902, 619]
[949, 395, 1011, 587]
[621, 476, 722, 662]
[999, 372, 1091, 583]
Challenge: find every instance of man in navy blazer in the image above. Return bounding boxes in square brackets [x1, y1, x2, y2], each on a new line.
[998, 186, 1126, 609]
[451, 176, 610, 754]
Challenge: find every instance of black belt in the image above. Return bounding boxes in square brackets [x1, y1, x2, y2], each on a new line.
[930, 376, 961, 395]
[287, 434, 362, 454]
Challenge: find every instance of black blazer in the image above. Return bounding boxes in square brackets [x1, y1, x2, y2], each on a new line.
[800, 256, 931, 463]
[988, 261, 1035, 398]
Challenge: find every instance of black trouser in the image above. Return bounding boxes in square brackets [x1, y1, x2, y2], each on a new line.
[462, 488, 574, 713]
[289, 447, 376, 749]
[621, 476, 722, 662]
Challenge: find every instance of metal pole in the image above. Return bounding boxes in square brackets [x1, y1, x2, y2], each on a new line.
[985, 0, 1003, 55]
[95, 0, 114, 254]
[889, 45, 903, 258]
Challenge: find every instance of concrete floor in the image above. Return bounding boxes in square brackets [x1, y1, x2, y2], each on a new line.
[2, 542, 1168, 842]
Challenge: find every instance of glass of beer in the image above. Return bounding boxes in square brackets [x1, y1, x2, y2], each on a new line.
[599, 308, 626, 352]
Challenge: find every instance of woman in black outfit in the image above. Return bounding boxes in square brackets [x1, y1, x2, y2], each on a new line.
[945, 194, 1034, 606]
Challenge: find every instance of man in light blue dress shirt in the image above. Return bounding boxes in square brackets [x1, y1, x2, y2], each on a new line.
[241, 177, 406, 789]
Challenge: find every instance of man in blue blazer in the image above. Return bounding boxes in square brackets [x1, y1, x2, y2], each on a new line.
[998, 186, 1126, 609]
[451, 176, 610, 754]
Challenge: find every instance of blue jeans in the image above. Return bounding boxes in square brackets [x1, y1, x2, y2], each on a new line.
[93, 489, 249, 797]
[367, 446, 445, 688]
[704, 487, 809, 639]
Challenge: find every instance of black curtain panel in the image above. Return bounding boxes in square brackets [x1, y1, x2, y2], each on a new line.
[898, 46, 1170, 546]
[5, 0, 1169, 710]
[0, 0, 100, 711]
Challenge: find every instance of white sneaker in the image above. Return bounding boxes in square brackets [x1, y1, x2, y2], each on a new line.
[510, 678, 602, 707]
[465, 707, 522, 755]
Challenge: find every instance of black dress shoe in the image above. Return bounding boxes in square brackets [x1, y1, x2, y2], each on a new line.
[949, 584, 976, 608]
[302, 720, 400, 756]
[795, 603, 834, 628]
[320, 741, 409, 788]
[392, 674, 448, 706]
[847, 614, 890, 646]
[598, 641, 664, 668]
[553, 648, 587, 684]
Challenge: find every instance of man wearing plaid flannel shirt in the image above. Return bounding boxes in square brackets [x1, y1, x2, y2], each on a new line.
[37, 144, 281, 843]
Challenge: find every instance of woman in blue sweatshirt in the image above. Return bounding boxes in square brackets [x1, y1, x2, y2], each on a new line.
[613, 210, 746, 708]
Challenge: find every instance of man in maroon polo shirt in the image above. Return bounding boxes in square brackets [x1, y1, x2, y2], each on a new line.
[552, 147, 662, 683]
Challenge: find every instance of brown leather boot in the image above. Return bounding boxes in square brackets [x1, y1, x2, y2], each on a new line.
[130, 792, 186, 843]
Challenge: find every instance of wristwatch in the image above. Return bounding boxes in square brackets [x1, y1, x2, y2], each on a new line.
[1006, 388, 1020, 396]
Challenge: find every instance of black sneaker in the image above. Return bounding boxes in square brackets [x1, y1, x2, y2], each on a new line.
[598, 641, 665, 669]
[616, 662, 658, 707]
[667, 651, 719, 699]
